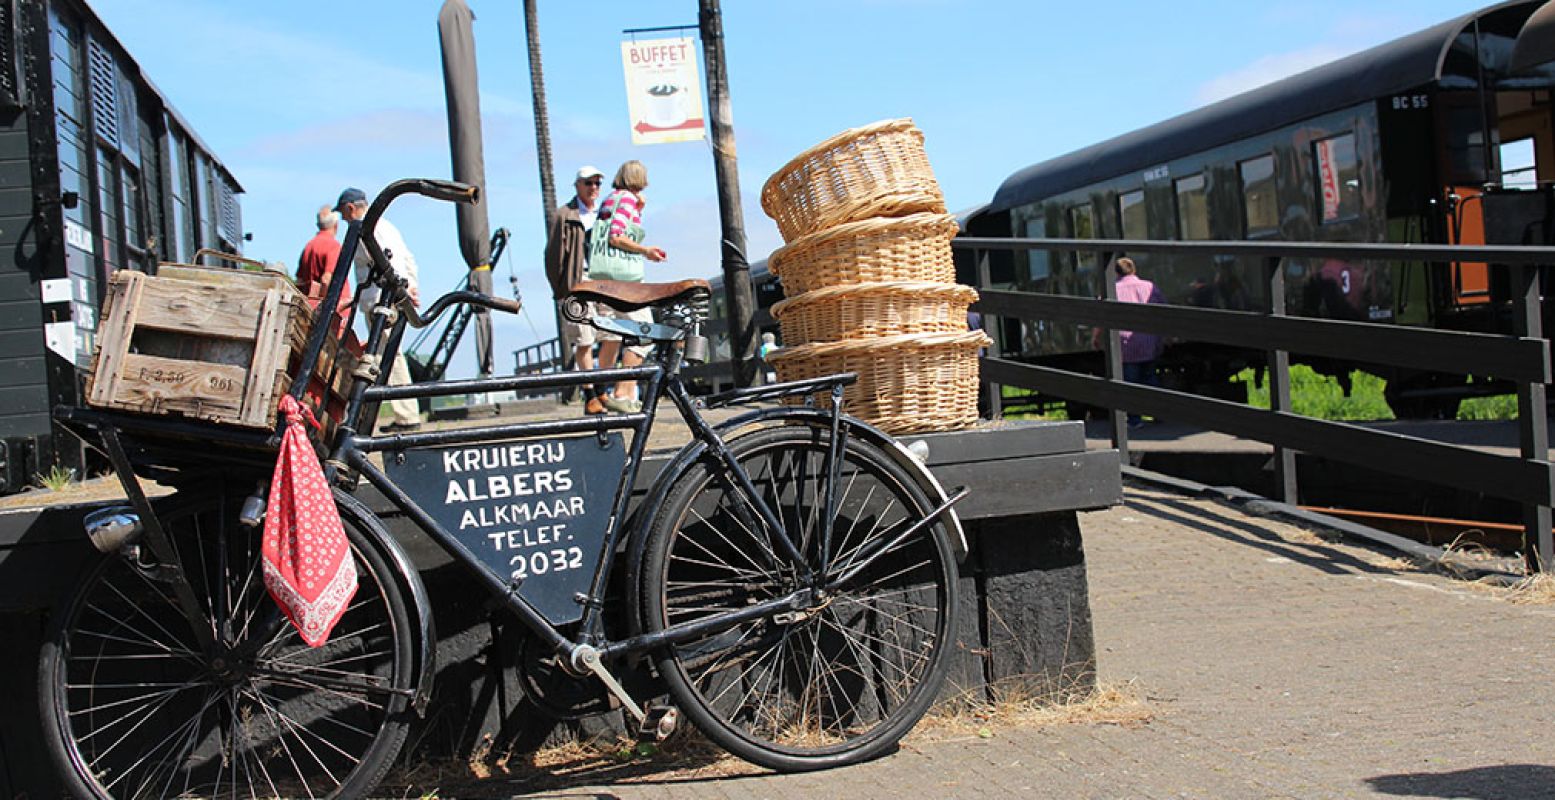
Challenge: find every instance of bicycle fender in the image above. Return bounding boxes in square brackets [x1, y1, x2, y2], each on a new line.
[334, 489, 438, 714]
[711, 406, 971, 561]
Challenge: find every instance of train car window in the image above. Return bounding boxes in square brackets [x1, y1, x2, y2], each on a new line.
[122, 165, 144, 260]
[1118, 190, 1147, 239]
[1439, 97, 1489, 185]
[1239, 155, 1278, 236]
[1023, 217, 1051, 287]
[49, 6, 91, 232]
[169, 129, 194, 263]
[1069, 205, 1096, 277]
[1174, 174, 1209, 240]
[1313, 133, 1360, 223]
[96, 147, 121, 272]
[1499, 137, 1537, 189]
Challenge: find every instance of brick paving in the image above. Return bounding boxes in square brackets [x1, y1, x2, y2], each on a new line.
[420, 484, 1555, 800]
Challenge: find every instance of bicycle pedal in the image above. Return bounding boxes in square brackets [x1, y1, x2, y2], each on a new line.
[637, 704, 680, 743]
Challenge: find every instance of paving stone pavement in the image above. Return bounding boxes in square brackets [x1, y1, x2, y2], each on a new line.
[420, 484, 1555, 800]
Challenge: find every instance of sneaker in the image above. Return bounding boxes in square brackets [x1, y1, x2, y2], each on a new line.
[380, 420, 422, 434]
[584, 396, 607, 415]
[601, 394, 643, 413]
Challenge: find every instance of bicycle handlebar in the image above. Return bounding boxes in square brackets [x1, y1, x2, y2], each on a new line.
[400, 290, 521, 329]
[360, 179, 480, 277]
[289, 179, 483, 404]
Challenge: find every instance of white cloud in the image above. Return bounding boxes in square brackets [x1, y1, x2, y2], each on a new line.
[1193, 46, 1351, 105]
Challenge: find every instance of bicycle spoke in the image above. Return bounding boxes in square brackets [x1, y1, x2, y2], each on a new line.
[243, 685, 343, 795]
[114, 687, 221, 797]
[95, 579, 202, 659]
[648, 427, 955, 767]
[46, 496, 412, 799]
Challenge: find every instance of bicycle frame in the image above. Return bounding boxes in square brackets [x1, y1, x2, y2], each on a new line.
[337, 336, 844, 659]
[296, 211, 840, 671]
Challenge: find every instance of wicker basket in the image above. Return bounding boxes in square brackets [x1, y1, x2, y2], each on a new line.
[761, 118, 947, 242]
[768, 330, 991, 434]
[768, 213, 959, 296]
[771, 281, 979, 345]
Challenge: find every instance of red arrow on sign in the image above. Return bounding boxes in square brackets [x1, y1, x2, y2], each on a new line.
[635, 118, 705, 134]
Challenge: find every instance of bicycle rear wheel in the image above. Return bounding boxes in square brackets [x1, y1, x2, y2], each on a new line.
[641, 424, 958, 771]
[39, 491, 415, 799]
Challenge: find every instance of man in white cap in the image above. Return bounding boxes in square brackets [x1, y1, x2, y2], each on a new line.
[337, 187, 423, 432]
[544, 166, 605, 411]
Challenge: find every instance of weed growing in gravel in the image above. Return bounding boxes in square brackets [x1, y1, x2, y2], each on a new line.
[34, 465, 74, 492]
[918, 679, 1153, 741]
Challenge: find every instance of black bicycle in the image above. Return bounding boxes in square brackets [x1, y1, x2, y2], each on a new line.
[41, 179, 968, 799]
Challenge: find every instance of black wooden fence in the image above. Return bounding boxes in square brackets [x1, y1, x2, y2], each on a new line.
[956, 237, 1554, 571]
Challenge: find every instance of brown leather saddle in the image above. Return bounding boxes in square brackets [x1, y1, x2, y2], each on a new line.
[565, 278, 711, 312]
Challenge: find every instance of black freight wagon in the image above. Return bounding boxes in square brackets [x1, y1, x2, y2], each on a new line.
[0, 0, 244, 493]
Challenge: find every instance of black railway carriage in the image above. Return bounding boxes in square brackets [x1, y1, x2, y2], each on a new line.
[692, 258, 782, 394]
[0, 0, 243, 492]
[964, 0, 1555, 417]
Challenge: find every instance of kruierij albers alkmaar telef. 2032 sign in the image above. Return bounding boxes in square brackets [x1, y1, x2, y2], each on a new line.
[384, 433, 628, 624]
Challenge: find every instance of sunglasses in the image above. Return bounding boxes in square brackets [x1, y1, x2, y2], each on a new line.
[582, 178, 603, 186]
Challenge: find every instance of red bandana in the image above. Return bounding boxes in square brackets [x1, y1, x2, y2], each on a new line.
[262, 395, 358, 646]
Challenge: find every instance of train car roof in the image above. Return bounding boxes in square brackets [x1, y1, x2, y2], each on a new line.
[986, 0, 1543, 215]
[78, 0, 244, 192]
[954, 204, 988, 232]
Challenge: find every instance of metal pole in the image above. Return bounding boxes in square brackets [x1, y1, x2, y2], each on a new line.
[1102, 254, 1129, 460]
[1512, 262, 1552, 571]
[1263, 256, 1297, 504]
[524, 0, 556, 226]
[698, 0, 756, 388]
[523, 0, 567, 361]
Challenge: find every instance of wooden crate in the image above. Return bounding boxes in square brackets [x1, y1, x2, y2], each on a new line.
[86, 264, 358, 434]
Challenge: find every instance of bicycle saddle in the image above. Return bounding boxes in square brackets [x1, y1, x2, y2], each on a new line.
[566, 279, 710, 313]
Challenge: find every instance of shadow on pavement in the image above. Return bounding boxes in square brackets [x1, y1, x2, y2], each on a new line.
[1125, 491, 1400, 575]
[1365, 764, 1555, 799]
[422, 741, 766, 799]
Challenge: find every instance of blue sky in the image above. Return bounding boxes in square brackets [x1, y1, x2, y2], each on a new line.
[92, 0, 1488, 376]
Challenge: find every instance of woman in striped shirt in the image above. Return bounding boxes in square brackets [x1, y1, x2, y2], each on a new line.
[586, 160, 667, 413]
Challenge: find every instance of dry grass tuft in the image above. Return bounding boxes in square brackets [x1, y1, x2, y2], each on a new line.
[915, 679, 1153, 742]
[1500, 572, 1555, 605]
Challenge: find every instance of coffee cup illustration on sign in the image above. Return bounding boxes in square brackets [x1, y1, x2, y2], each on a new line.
[645, 84, 688, 128]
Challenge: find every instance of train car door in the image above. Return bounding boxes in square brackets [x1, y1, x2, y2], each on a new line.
[1446, 185, 1492, 305]
[1434, 92, 1495, 308]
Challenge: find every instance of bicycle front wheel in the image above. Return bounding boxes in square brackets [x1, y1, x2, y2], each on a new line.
[641, 424, 958, 771]
[39, 492, 416, 799]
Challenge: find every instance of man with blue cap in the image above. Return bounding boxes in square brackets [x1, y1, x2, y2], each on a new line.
[337, 187, 423, 432]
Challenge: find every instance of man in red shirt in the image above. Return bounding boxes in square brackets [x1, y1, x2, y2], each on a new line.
[297, 205, 349, 335]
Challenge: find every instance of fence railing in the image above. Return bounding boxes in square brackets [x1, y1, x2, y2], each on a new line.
[511, 337, 563, 399]
[955, 236, 1554, 571]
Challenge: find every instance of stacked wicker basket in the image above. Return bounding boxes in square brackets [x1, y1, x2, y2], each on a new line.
[760, 118, 990, 434]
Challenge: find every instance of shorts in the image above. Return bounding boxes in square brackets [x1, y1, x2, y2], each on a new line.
[593, 305, 653, 358]
[560, 314, 596, 349]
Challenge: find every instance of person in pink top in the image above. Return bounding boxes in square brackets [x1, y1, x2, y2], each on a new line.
[1110, 257, 1164, 427]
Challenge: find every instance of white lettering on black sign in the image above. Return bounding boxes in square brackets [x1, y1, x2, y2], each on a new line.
[383, 433, 627, 625]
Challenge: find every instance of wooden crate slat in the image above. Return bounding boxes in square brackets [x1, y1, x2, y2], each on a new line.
[86, 270, 146, 407]
[130, 277, 274, 340]
[108, 353, 252, 421]
[241, 287, 288, 427]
